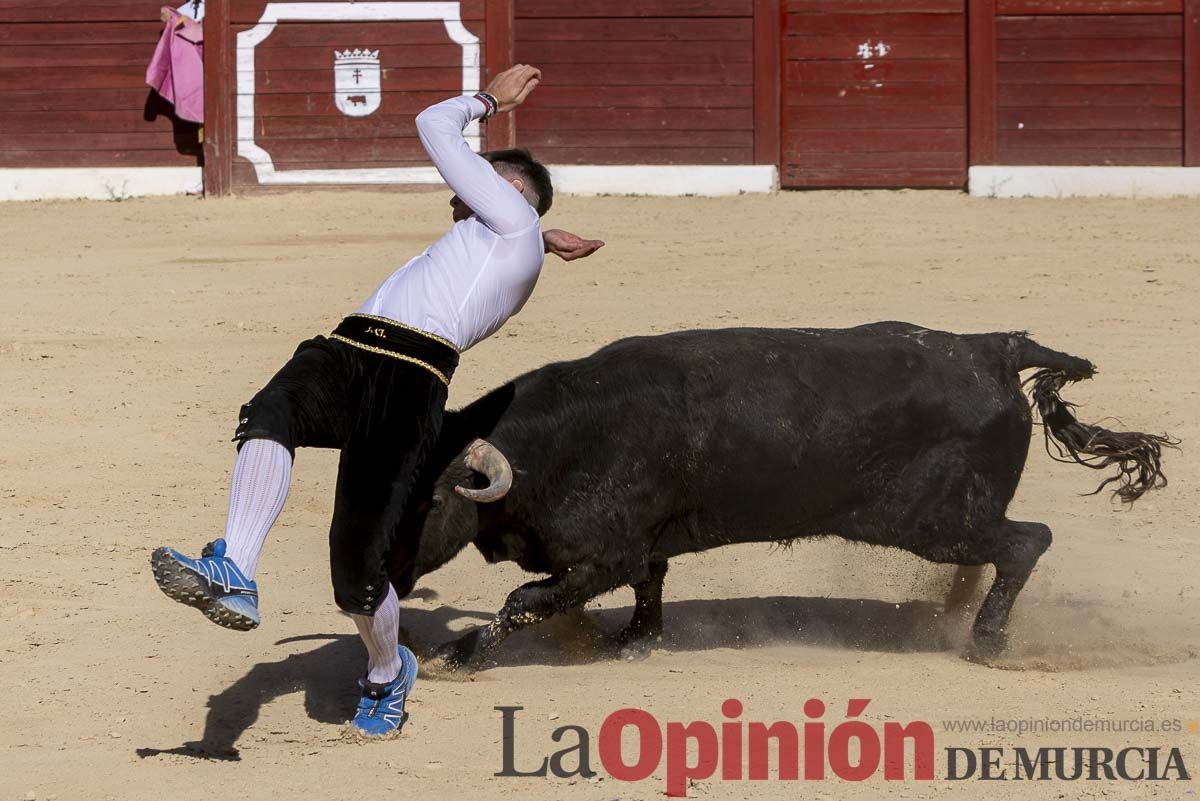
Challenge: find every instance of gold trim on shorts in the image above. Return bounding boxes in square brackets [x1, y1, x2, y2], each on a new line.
[330, 334, 451, 386]
[346, 313, 460, 354]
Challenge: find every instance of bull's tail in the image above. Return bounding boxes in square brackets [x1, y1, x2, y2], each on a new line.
[1007, 334, 1177, 504]
[1010, 335, 1096, 380]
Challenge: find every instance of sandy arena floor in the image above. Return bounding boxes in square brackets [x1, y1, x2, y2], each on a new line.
[1, 189, 1198, 800]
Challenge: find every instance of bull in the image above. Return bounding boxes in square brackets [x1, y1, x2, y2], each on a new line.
[385, 323, 1174, 670]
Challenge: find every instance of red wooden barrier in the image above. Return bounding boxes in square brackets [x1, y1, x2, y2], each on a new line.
[485, 0, 515, 150]
[997, 0, 1181, 13]
[204, 0, 233, 196]
[753, 0, 783, 165]
[56, 0, 1190, 192]
[993, 13, 1184, 166]
[514, 0, 756, 166]
[213, 0, 489, 193]
[0, 1, 201, 170]
[783, 0, 968, 187]
[1186, 0, 1200, 164]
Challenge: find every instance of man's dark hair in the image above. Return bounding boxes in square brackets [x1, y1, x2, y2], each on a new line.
[482, 148, 553, 217]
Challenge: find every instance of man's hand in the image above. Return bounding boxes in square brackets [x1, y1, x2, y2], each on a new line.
[543, 229, 605, 262]
[484, 64, 542, 113]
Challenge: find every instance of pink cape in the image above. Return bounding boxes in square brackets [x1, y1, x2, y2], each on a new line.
[146, 7, 204, 123]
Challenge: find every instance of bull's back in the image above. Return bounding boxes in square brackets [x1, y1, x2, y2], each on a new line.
[486, 324, 1032, 558]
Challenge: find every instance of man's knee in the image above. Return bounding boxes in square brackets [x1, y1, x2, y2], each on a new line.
[233, 397, 298, 455]
[331, 560, 389, 614]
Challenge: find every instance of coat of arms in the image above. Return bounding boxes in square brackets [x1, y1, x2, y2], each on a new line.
[334, 48, 381, 117]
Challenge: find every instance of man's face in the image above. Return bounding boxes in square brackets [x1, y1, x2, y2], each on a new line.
[449, 194, 473, 223]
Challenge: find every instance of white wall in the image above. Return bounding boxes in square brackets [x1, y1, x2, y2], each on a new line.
[970, 166, 1200, 199]
[0, 168, 203, 202]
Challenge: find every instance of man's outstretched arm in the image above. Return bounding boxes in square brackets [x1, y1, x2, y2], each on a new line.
[415, 65, 542, 236]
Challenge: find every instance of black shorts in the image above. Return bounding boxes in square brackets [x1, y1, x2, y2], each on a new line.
[234, 315, 458, 614]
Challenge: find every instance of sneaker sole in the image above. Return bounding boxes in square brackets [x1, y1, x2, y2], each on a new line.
[151, 547, 259, 632]
[343, 712, 409, 742]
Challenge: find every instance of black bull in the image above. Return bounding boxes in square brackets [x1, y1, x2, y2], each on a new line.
[385, 323, 1174, 670]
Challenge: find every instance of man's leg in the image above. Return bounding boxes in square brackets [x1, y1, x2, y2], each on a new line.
[350, 583, 403, 683]
[222, 438, 292, 579]
[328, 448, 420, 736]
[152, 337, 352, 630]
[333, 360, 447, 737]
[347, 583, 418, 738]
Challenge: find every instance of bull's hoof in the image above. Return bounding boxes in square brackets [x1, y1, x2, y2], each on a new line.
[430, 629, 484, 673]
[612, 628, 661, 662]
[618, 638, 655, 662]
[962, 629, 1007, 665]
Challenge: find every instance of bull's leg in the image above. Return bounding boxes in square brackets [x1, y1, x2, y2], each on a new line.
[433, 563, 624, 671]
[965, 519, 1052, 663]
[944, 565, 987, 620]
[616, 559, 668, 660]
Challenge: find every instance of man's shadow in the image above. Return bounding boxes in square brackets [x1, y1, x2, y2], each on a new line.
[144, 91, 203, 163]
[136, 592, 953, 760]
[135, 634, 362, 760]
[135, 590, 492, 760]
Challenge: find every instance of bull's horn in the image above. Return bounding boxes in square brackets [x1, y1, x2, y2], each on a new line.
[455, 438, 512, 502]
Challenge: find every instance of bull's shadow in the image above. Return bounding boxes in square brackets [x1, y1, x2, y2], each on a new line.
[473, 595, 957, 670]
[136, 592, 953, 759]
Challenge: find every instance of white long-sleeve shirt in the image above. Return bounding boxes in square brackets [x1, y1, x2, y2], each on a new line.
[355, 95, 545, 352]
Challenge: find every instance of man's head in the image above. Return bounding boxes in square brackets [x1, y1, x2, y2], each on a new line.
[450, 148, 553, 223]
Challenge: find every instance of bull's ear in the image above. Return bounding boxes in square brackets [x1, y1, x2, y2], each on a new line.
[455, 439, 512, 502]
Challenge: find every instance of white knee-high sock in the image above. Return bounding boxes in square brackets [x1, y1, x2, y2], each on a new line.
[352, 584, 403, 684]
[222, 438, 291, 579]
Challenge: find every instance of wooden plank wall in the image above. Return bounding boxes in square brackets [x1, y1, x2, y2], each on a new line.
[1188, 0, 1200, 165]
[0, 1, 201, 169]
[512, 0, 756, 165]
[995, 6, 1184, 165]
[227, 0, 487, 191]
[12, 0, 1195, 189]
[782, 0, 968, 188]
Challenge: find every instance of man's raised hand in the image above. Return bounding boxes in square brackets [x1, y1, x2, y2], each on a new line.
[484, 64, 542, 113]
[543, 229, 605, 262]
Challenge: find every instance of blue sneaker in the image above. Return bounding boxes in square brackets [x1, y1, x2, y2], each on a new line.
[351, 645, 418, 739]
[150, 538, 260, 631]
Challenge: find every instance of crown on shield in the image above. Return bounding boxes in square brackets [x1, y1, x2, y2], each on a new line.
[334, 48, 380, 65]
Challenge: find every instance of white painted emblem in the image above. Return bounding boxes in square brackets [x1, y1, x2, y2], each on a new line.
[334, 48, 382, 116]
[856, 40, 891, 59]
[237, 2, 481, 185]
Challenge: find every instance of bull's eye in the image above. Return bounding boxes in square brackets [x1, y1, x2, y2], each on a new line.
[431, 494, 445, 510]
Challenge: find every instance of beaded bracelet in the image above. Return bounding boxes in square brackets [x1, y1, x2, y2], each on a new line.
[473, 91, 499, 119]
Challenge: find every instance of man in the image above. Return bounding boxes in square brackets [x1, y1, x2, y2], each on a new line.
[151, 65, 602, 739]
